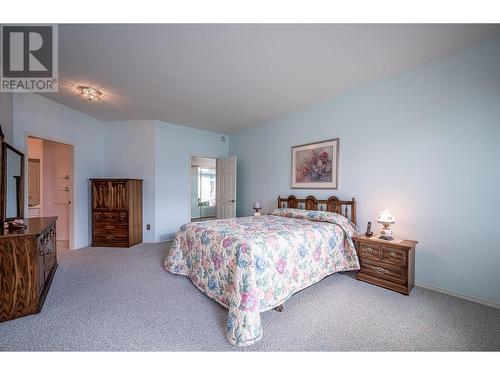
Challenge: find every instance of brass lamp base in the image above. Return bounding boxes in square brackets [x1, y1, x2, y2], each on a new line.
[379, 226, 393, 241]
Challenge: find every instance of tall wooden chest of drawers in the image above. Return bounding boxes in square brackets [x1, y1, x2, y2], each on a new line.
[91, 179, 143, 248]
[0, 217, 57, 322]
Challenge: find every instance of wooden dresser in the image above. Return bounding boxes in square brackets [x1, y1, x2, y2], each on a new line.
[91, 178, 143, 247]
[0, 217, 57, 322]
[353, 234, 417, 295]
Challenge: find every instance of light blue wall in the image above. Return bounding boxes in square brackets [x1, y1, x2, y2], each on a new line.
[229, 38, 500, 305]
[155, 121, 228, 241]
[6, 38, 500, 305]
[0, 93, 14, 143]
[103, 120, 228, 242]
[103, 121, 157, 242]
[10, 95, 228, 246]
[13, 93, 105, 249]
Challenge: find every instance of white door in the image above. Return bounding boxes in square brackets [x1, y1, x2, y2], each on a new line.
[216, 156, 237, 219]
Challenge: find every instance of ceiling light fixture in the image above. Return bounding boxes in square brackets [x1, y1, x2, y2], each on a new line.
[76, 85, 103, 102]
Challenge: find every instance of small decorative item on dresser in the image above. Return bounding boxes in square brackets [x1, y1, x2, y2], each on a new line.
[253, 201, 261, 216]
[377, 209, 395, 240]
[353, 234, 417, 295]
[8, 218, 27, 230]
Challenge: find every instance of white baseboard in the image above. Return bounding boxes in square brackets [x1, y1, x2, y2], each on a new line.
[415, 282, 500, 310]
[143, 239, 173, 244]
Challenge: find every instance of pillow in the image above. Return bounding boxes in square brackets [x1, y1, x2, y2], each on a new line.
[271, 208, 358, 237]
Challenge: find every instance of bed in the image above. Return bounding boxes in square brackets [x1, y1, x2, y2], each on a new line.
[164, 195, 360, 346]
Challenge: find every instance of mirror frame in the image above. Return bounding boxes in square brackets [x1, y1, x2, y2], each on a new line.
[1, 141, 25, 223]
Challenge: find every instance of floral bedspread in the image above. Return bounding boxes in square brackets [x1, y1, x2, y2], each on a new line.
[164, 208, 360, 346]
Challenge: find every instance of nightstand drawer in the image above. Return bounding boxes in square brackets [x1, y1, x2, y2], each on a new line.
[381, 247, 406, 266]
[360, 259, 406, 284]
[358, 242, 380, 261]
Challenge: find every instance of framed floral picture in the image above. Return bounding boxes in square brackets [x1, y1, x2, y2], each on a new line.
[291, 138, 339, 189]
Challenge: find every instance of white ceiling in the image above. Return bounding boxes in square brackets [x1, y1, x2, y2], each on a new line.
[40, 24, 500, 133]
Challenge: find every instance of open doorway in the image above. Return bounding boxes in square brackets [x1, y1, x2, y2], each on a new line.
[27, 136, 74, 250]
[190, 156, 216, 222]
[189, 154, 237, 222]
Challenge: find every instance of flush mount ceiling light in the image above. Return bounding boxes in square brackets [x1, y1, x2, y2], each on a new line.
[76, 85, 103, 102]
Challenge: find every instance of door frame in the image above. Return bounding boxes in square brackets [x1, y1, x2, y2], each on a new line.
[25, 132, 76, 250]
[188, 153, 218, 222]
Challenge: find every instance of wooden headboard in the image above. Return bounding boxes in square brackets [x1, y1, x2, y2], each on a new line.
[277, 195, 356, 225]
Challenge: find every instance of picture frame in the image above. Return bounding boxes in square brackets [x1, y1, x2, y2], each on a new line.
[291, 138, 339, 189]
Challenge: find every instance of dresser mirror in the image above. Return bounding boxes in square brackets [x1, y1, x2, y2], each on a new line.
[1, 135, 25, 223]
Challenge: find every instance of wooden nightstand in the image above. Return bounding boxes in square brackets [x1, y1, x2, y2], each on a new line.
[353, 234, 417, 295]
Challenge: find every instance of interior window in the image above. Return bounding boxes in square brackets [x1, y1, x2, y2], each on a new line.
[198, 167, 216, 207]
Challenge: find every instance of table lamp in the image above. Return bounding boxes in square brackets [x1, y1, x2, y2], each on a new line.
[253, 201, 261, 216]
[377, 209, 395, 240]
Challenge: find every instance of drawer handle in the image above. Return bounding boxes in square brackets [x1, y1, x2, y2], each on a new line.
[389, 251, 397, 259]
[106, 235, 114, 239]
[373, 266, 388, 274]
[105, 225, 115, 230]
[366, 248, 374, 255]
